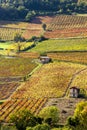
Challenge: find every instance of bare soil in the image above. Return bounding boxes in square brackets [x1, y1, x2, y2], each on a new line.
[45, 98, 86, 124]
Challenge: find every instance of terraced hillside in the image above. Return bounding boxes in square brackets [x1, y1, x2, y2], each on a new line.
[0, 57, 37, 77]
[0, 57, 37, 100]
[48, 15, 87, 30]
[44, 15, 87, 38]
[0, 16, 53, 40]
[12, 62, 87, 98]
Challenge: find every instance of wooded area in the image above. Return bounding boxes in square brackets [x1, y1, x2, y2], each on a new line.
[0, 0, 87, 21]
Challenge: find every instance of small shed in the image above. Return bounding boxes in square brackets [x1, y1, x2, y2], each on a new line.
[40, 56, 51, 64]
[69, 87, 80, 98]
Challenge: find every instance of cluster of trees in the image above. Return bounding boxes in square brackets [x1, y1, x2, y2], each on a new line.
[9, 106, 59, 130]
[0, 0, 87, 21]
[67, 101, 87, 130]
[1, 101, 87, 130]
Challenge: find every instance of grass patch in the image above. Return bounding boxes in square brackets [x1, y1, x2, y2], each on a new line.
[28, 38, 87, 53]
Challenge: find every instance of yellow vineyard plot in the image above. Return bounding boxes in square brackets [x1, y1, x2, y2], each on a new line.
[12, 62, 87, 98]
[70, 69, 87, 91]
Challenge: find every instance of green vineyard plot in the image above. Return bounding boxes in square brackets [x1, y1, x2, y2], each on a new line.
[29, 38, 87, 53]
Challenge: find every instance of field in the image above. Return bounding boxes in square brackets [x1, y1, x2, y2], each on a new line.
[0, 15, 87, 125]
[45, 98, 85, 124]
[47, 52, 87, 65]
[0, 16, 53, 40]
[44, 28, 87, 38]
[70, 69, 87, 91]
[48, 15, 87, 30]
[44, 15, 87, 38]
[0, 21, 29, 40]
[23, 16, 53, 39]
[0, 27, 25, 41]
[29, 38, 87, 53]
[0, 21, 29, 28]
[18, 52, 40, 58]
[12, 62, 87, 98]
[0, 83, 20, 100]
[0, 41, 34, 56]
[0, 57, 37, 77]
[0, 98, 48, 122]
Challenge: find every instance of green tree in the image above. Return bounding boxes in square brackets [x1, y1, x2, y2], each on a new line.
[26, 127, 33, 130]
[14, 33, 25, 43]
[67, 101, 87, 130]
[9, 109, 38, 130]
[39, 106, 59, 126]
[33, 123, 50, 130]
[42, 23, 47, 31]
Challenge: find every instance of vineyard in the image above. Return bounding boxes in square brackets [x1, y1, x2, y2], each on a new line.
[23, 16, 53, 39]
[12, 62, 87, 98]
[47, 52, 87, 65]
[0, 83, 20, 100]
[0, 27, 25, 41]
[70, 69, 87, 91]
[23, 29, 43, 39]
[0, 98, 48, 122]
[0, 15, 87, 126]
[0, 16, 53, 40]
[29, 38, 87, 53]
[0, 57, 37, 77]
[44, 28, 87, 38]
[48, 15, 87, 30]
[0, 21, 29, 28]
[18, 52, 40, 58]
[44, 15, 87, 38]
[0, 21, 29, 40]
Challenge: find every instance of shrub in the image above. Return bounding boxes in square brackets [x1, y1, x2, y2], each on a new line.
[9, 109, 38, 130]
[26, 127, 33, 130]
[33, 123, 50, 130]
[67, 101, 87, 130]
[39, 106, 59, 126]
[42, 23, 46, 31]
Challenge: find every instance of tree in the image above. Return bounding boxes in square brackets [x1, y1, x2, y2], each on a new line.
[14, 33, 25, 43]
[39, 106, 59, 126]
[25, 11, 36, 22]
[42, 23, 46, 31]
[26, 127, 33, 130]
[14, 33, 25, 52]
[9, 109, 38, 130]
[14, 42, 24, 52]
[67, 101, 87, 130]
[26, 123, 50, 130]
[33, 123, 50, 130]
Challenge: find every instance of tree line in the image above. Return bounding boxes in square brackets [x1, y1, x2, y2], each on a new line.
[0, 0, 87, 21]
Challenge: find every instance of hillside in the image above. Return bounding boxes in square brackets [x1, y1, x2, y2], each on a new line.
[44, 15, 87, 38]
[0, 2, 87, 128]
[0, 0, 87, 21]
